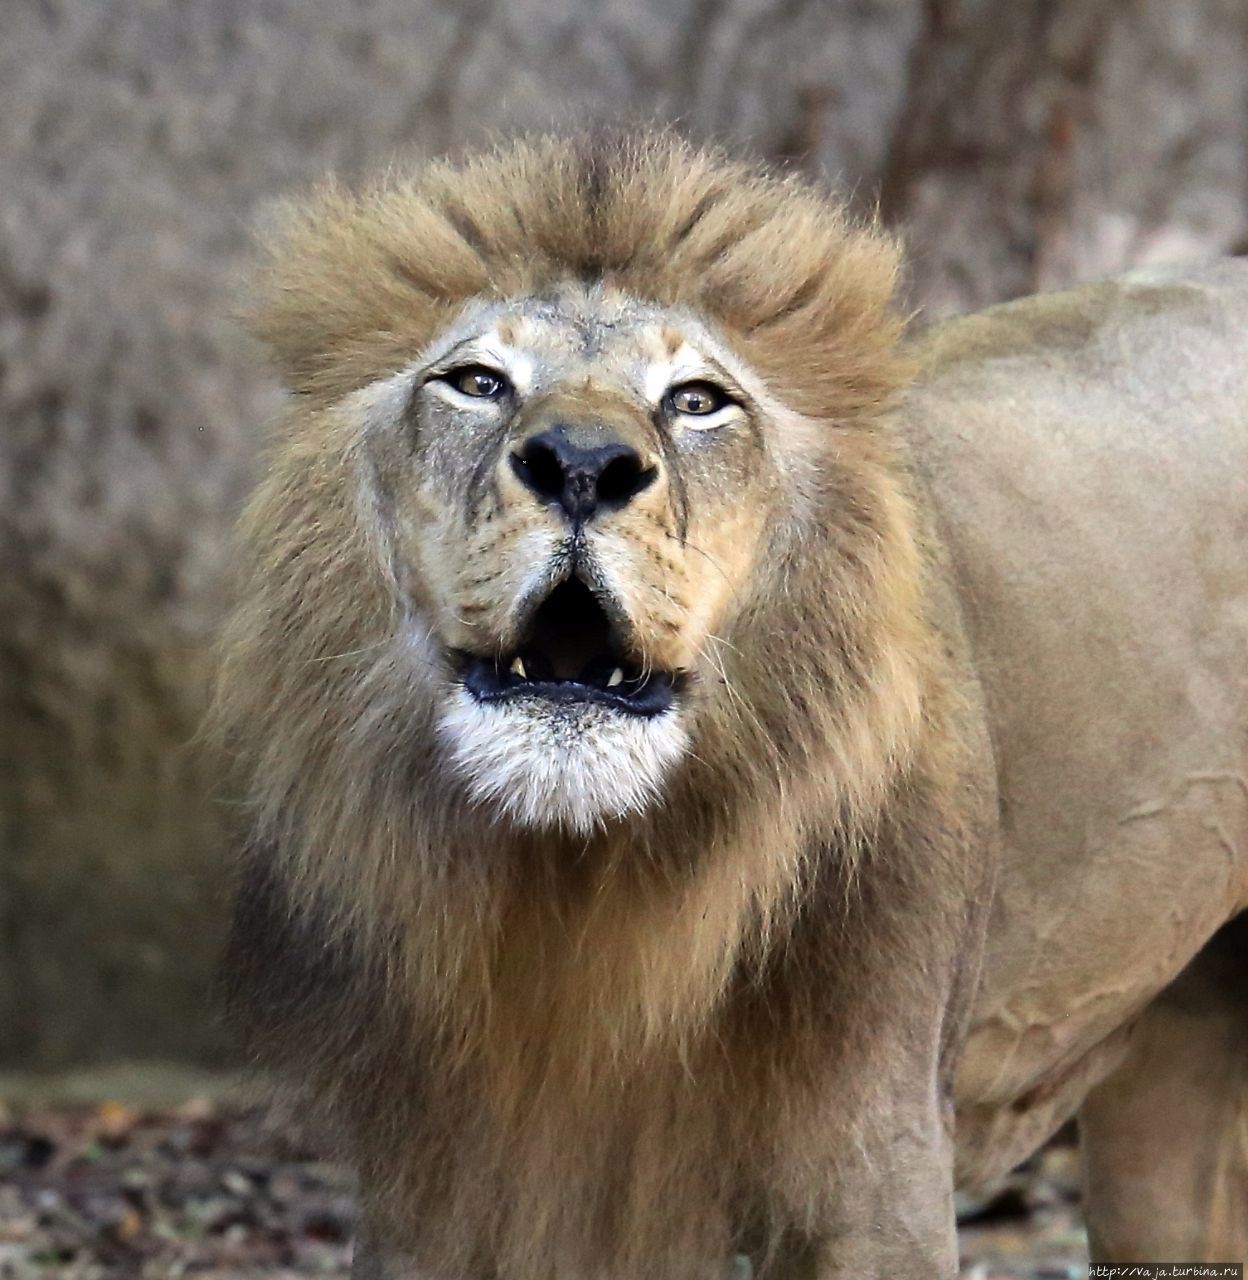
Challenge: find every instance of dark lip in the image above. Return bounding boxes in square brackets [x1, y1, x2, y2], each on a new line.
[455, 568, 684, 718]
[457, 654, 683, 718]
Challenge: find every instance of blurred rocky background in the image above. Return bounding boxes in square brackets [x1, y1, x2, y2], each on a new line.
[3, 0, 1247, 1073]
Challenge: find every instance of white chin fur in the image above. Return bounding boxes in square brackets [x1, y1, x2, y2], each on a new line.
[437, 689, 689, 834]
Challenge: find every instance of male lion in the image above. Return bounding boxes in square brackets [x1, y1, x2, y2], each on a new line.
[217, 133, 1248, 1279]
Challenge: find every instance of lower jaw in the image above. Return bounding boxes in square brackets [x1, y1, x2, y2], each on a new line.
[437, 684, 693, 834]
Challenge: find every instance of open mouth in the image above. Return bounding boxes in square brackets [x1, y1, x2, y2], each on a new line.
[458, 577, 681, 717]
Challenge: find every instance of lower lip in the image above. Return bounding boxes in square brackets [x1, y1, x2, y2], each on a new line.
[457, 655, 681, 717]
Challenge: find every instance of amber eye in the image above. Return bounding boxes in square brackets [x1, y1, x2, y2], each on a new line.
[446, 365, 509, 399]
[670, 382, 728, 417]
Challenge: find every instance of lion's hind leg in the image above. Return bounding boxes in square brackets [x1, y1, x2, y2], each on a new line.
[1078, 913, 1248, 1265]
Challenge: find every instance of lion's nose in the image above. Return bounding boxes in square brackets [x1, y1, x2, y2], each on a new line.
[510, 429, 655, 524]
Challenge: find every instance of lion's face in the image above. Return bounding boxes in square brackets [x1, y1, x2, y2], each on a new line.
[228, 134, 918, 856]
[357, 284, 803, 832]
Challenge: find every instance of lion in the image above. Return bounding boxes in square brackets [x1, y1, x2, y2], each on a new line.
[215, 131, 1248, 1279]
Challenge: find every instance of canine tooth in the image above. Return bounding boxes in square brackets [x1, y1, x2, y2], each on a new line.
[510, 656, 527, 679]
[607, 667, 624, 688]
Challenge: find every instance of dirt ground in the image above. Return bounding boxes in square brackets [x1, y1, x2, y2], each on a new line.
[0, 1100, 1087, 1279]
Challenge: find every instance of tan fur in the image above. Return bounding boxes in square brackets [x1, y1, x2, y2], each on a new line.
[244, 130, 910, 422]
[216, 133, 995, 1279]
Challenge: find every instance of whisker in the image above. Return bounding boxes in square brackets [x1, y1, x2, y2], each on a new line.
[302, 638, 392, 664]
[703, 631, 742, 657]
[664, 530, 737, 592]
[701, 634, 777, 757]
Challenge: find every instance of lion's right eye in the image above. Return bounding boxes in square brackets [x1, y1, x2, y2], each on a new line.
[443, 366, 510, 400]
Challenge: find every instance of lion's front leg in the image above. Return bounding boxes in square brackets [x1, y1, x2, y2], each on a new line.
[798, 1117, 959, 1280]
[803, 1194, 958, 1280]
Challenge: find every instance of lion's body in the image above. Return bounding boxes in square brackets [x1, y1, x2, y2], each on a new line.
[219, 135, 1248, 1278]
[907, 264, 1248, 1252]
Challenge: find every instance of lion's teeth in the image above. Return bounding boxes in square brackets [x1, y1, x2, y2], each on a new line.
[607, 667, 624, 688]
[510, 656, 527, 679]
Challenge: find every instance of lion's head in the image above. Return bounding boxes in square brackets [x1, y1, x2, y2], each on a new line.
[221, 133, 925, 847]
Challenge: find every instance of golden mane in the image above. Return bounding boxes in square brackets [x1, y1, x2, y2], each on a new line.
[247, 130, 909, 422]
[219, 131, 963, 1280]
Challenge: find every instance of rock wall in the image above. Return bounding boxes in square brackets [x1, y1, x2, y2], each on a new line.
[3, 0, 1245, 1067]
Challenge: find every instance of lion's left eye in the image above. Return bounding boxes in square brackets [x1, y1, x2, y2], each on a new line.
[670, 382, 728, 417]
[445, 366, 509, 399]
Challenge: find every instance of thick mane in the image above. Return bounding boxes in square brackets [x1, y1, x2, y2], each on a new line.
[247, 130, 909, 422]
[220, 132, 954, 1279]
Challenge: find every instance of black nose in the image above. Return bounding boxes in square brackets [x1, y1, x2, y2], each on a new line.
[510, 429, 655, 523]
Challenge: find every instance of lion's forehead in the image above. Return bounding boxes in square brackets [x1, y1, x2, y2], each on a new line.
[434, 289, 725, 401]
